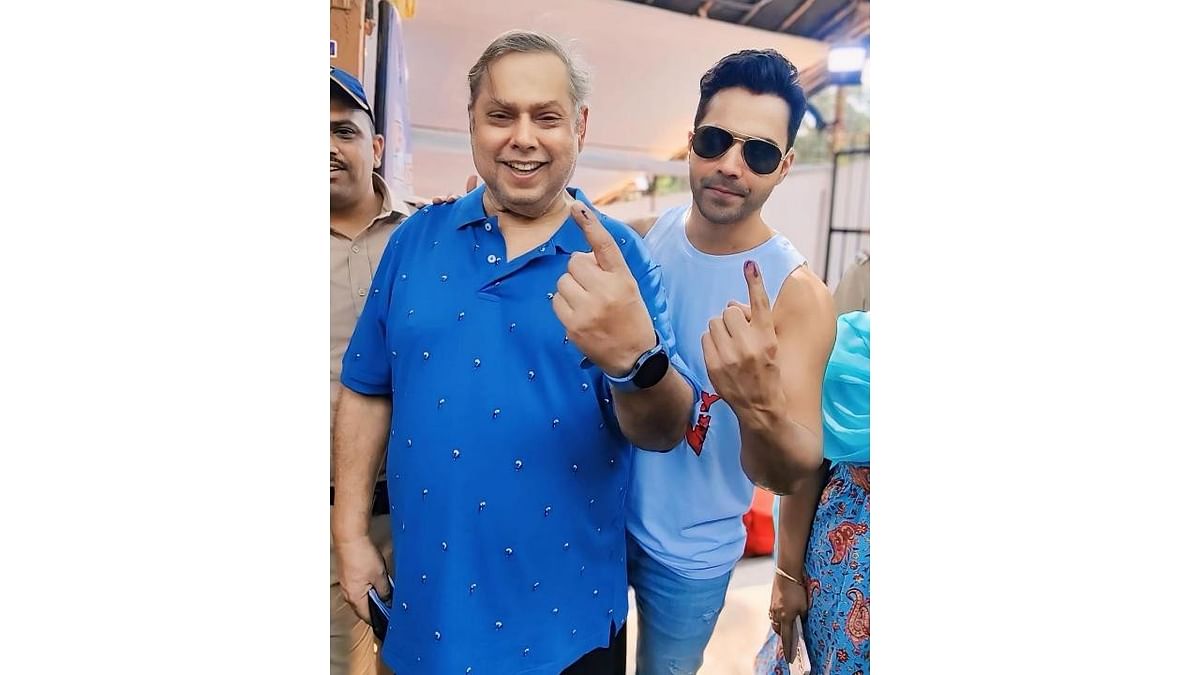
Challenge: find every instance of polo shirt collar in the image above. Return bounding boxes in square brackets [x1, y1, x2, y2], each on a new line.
[450, 185, 597, 254]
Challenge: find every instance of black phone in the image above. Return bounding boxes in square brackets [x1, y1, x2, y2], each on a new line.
[366, 575, 394, 642]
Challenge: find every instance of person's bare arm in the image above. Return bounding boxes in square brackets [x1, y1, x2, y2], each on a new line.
[610, 367, 694, 451]
[331, 386, 393, 621]
[552, 201, 694, 451]
[704, 263, 835, 495]
[771, 464, 827, 659]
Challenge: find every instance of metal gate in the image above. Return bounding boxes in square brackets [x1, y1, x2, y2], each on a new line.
[822, 147, 870, 287]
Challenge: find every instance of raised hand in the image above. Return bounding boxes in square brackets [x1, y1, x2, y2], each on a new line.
[701, 260, 784, 415]
[551, 200, 656, 376]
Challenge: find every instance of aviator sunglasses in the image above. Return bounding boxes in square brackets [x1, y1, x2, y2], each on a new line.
[690, 124, 785, 175]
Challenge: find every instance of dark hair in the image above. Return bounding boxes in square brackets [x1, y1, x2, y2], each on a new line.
[694, 49, 807, 148]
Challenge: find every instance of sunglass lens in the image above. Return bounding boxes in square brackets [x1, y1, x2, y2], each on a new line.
[692, 126, 734, 159]
[744, 139, 783, 174]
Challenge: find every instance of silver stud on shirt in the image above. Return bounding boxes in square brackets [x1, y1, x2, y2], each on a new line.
[421, 574, 428, 583]
[438, 398, 446, 408]
[552, 608, 559, 615]
[563, 542, 570, 551]
[354, 353, 361, 360]
[442, 541, 448, 551]
[401, 274, 407, 281]
[401, 602, 408, 611]
[422, 488, 429, 498]
[544, 506, 552, 516]
[546, 292, 554, 300]
[572, 464, 579, 472]
[620, 238, 628, 245]
[532, 582, 540, 591]
[593, 589, 599, 598]
[580, 565, 586, 575]
[493, 408, 501, 418]
[509, 323, 517, 332]
[540, 245, 547, 252]
[423, 351, 430, 360]
[434, 631, 441, 640]
[479, 501, 486, 511]
[474, 358, 481, 368]
[572, 629, 577, 636]
[459, 312, 466, 321]
[452, 449, 461, 459]
[469, 583, 477, 594]
[433, 240, 439, 246]
[407, 439, 413, 447]
[528, 370, 536, 380]
[514, 460, 523, 470]
[581, 383, 589, 391]
[589, 498, 595, 506]
[495, 621, 503, 629]
[505, 547, 513, 556]
[553, 418, 561, 428]
[441, 274, 448, 282]
[524, 648, 531, 657]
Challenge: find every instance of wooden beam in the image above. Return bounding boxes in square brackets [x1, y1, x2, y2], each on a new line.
[738, 0, 780, 25]
[815, 1, 860, 41]
[778, 0, 818, 32]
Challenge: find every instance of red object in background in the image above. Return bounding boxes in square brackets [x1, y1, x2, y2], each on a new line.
[743, 487, 776, 557]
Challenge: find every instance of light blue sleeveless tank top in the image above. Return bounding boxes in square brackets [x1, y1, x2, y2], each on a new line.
[627, 204, 806, 579]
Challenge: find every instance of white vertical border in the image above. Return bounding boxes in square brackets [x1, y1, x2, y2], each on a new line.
[877, 1, 1199, 673]
[3, 1, 328, 672]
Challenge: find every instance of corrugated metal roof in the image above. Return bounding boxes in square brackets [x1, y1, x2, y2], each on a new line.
[615, 0, 869, 94]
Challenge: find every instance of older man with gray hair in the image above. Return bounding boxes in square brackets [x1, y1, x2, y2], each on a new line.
[331, 30, 700, 675]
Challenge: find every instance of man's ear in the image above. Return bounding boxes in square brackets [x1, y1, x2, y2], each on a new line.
[373, 134, 385, 169]
[575, 105, 589, 152]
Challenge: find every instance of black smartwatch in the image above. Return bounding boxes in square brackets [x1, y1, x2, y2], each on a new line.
[604, 332, 670, 392]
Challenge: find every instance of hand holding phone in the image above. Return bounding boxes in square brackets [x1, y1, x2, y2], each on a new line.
[366, 575, 394, 642]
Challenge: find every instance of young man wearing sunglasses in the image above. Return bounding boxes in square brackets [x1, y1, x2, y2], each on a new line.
[622, 49, 837, 674]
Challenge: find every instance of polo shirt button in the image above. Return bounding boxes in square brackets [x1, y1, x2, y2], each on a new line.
[487, 254, 498, 263]
[352, 245, 360, 253]
[357, 288, 366, 296]
[485, 223, 493, 231]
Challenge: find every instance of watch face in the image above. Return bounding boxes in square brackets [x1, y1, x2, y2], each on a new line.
[632, 350, 670, 389]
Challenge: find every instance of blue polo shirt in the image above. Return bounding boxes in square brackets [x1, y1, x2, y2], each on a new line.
[341, 186, 696, 674]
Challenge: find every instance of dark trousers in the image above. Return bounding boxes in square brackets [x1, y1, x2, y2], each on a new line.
[561, 624, 627, 675]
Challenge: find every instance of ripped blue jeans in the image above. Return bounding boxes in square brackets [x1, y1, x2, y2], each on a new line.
[626, 533, 734, 675]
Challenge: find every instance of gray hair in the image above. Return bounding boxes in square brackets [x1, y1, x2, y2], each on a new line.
[467, 30, 591, 113]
